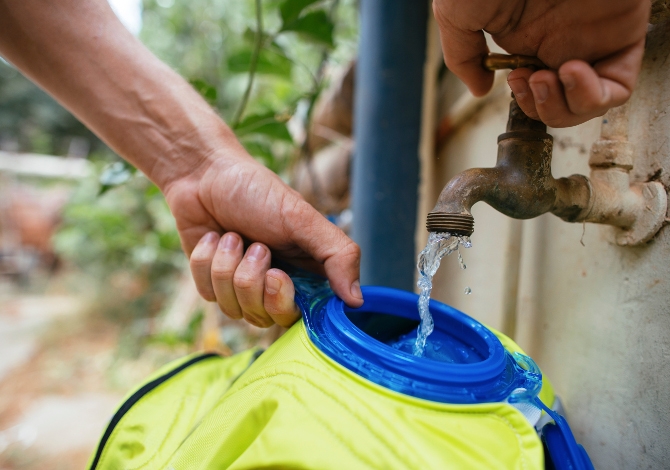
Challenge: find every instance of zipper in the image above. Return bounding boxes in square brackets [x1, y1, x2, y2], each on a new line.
[88, 353, 221, 470]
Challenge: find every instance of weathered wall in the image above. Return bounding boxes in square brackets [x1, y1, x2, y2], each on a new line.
[425, 22, 670, 469]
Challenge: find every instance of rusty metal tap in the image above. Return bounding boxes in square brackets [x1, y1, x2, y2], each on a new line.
[427, 53, 667, 245]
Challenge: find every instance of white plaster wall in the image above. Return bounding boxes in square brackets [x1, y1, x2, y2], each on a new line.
[428, 21, 670, 470]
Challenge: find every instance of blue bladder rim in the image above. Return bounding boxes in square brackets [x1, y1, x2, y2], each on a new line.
[305, 286, 531, 403]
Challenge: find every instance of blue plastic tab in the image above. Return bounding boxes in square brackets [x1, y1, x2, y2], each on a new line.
[532, 398, 595, 470]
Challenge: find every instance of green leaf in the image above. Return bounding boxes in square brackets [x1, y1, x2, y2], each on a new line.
[233, 112, 293, 142]
[189, 78, 217, 104]
[279, 0, 321, 25]
[227, 48, 293, 78]
[243, 27, 272, 45]
[280, 10, 334, 47]
[243, 140, 274, 162]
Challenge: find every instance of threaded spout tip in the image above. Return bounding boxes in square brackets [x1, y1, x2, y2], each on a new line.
[426, 212, 475, 236]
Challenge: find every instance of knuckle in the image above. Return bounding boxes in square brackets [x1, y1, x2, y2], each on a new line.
[244, 312, 273, 328]
[189, 252, 211, 270]
[341, 240, 361, 263]
[219, 304, 242, 320]
[264, 302, 284, 316]
[233, 272, 257, 291]
[571, 99, 601, 116]
[211, 264, 235, 282]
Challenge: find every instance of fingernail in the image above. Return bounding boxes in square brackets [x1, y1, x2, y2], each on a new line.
[203, 232, 218, 244]
[530, 82, 548, 104]
[560, 73, 576, 91]
[266, 275, 281, 295]
[247, 244, 266, 261]
[508, 78, 529, 99]
[350, 280, 362, 300]
[219, 233, 239, 252]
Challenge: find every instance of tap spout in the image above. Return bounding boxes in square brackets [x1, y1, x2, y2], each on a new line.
[427, 98, 590, 236]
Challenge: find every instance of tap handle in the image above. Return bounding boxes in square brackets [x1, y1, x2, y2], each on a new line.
[483, 53, 547, 71]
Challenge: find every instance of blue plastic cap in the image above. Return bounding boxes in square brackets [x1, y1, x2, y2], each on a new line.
[295, 280, 542, 404]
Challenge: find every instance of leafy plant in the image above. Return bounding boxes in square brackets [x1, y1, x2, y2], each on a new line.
[139, 0, 357, 177]
[53, 172, 184, 327]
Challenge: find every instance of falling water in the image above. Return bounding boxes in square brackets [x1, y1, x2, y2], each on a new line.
[413, 232, 471, 357]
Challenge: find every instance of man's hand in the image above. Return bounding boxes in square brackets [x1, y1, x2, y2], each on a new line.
[433, 0, 651, 127]
[0, 0, 363, 330]
[165, 151, 363, 328]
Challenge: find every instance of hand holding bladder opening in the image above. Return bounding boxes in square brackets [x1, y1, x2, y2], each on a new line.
[433, 0, 649, 128]
[168, 154, 363, 328]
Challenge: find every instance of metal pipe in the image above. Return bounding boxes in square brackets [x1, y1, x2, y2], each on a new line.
[351, 0, 428, 289]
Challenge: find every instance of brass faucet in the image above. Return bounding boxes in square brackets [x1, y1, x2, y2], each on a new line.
[427, 54, 667, 246]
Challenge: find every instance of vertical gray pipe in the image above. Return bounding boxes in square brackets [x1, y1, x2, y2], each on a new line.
[351, 0, 428, 289]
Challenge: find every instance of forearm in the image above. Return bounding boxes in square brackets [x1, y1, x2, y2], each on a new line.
[0, 0, 242, 189]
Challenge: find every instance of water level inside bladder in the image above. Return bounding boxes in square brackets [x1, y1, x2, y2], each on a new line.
[410, 232, 471, 357]
[390, 330, 482, 363]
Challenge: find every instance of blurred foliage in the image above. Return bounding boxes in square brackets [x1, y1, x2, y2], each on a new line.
[149, 309, 204, 347]
[0, 59, 114, 159]
[53, 172, 184, 329]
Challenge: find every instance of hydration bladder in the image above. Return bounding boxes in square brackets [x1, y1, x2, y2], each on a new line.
[88, 268, 594, 470]
[293, 268, 594, 470]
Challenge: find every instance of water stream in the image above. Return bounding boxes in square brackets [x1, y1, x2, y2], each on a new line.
[412, 232, 471, 357]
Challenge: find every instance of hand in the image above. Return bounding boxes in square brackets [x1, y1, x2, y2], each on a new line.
[164, 149, 363, 328]
[0, 0, 363, 330]
[433, 0, 650, 127]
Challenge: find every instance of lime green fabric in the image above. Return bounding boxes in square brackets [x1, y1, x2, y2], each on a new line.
[91, 323, 552, 470]
[88, 349, 259, 470]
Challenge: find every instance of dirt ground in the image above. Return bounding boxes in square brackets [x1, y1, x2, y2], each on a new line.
[0, 274, 195, 469]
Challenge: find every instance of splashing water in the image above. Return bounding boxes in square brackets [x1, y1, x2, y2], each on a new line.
[413, 232, 471, 357]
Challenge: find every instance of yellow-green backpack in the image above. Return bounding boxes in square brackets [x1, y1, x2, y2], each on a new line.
[88, 283, 591, 470]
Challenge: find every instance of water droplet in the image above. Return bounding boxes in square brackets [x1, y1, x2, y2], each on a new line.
[464, 286, 472, 295]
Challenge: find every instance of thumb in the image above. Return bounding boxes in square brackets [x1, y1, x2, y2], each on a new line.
[433, 2, 493, 97]
[288, 200, 363, 308]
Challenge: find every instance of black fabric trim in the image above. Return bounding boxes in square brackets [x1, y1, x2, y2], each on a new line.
[88, 353, 221, 470]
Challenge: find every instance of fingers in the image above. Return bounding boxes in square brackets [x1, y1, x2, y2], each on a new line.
[282, 199, 364, 308]
[264, 269, 301, 328]
[507, 68, 539, 120]
[432, 1, 493, 97]
[507, 40, 644, 128]
[232, 243, 274, 327]
[211, 233, 244, 319]
[190, 231, 219, 301]
[190, 232, 302, 329]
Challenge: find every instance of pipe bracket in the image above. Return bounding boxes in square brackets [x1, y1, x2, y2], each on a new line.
[614, 181, 667, 246]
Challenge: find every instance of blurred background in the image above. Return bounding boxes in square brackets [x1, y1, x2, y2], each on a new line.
[0, 0, 358, 467]
[4, 2, 670, 468]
